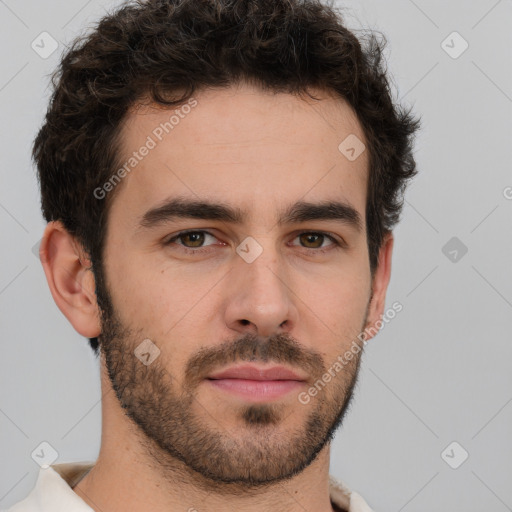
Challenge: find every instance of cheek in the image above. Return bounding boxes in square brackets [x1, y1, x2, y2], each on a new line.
[296, 259, 370, 346]
[312, 282, 368, 336]
[103, 254, 206, 377]
[102, 247, 165, 328]
[105, 249, 215, 337]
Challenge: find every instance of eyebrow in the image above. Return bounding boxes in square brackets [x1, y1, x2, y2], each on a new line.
[138, 196, 363, 233]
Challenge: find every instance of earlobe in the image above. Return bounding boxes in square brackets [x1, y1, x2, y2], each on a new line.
[364, 231, 394, 341]
[39, 221, 101, 338]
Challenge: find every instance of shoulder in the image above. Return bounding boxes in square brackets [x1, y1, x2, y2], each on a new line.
[329, 474, 375, 512]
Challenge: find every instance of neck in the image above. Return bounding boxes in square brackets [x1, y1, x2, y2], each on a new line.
[74, 444, 335, 512]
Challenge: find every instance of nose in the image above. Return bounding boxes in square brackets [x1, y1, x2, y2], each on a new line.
[224, 247, 299, 338]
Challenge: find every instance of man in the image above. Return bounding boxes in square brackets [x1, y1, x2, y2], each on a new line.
[6, 0, 420, 510]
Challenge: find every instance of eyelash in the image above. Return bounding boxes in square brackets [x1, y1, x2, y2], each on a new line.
[163, 230, 344, 256]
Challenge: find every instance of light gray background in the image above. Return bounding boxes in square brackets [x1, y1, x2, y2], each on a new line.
[1, 1, 511, 510]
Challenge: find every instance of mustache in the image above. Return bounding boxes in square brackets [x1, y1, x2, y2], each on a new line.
[184, 332, 326, 389]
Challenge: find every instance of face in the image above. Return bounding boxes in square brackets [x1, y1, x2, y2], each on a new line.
[96, 82, 377, 486]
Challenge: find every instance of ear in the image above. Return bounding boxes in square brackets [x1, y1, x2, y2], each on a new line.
[364, 231, 394, 341]
[39, 221, 101, 338]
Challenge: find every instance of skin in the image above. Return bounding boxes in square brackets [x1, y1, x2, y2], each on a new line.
[40, 82, 393, 512]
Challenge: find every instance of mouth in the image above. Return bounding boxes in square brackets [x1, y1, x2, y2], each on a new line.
[205, 364, 307, 402]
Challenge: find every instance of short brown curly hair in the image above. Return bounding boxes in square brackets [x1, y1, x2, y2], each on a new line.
[33, 0, 420, 356]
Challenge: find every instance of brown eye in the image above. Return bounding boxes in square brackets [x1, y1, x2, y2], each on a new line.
[299, 233, 326, 248]
[179, 231, 206, 247]
[294, 232, 339, 251]
[164, 230, 218, 251]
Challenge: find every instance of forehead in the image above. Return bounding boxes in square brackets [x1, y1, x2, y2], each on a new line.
[110, 83, 369, 226]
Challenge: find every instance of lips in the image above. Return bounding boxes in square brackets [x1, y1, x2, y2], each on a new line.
[207, 364, 307, 382]
[205, 364, 307, 402]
